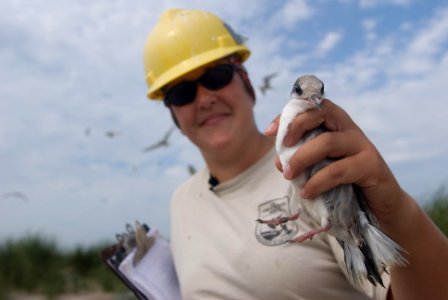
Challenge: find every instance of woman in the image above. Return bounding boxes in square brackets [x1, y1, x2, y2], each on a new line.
[143, 8, 448, 299]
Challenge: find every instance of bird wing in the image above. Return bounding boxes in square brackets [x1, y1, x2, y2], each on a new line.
[143, 126, 175, 152]
[162, 126, 175, 142]
[263, 72, 278, 86]
[266, 72, 278, 80]
[1, 191, 29, 202]
[142, 142, 163, 152]
[259, 73, 278, 95]
[105, 131, 120, 138]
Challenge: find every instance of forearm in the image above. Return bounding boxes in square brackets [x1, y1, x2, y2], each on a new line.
[382, 191, 448, 300]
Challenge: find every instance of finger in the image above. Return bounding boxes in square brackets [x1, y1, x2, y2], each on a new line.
[299, 151, 370, 199]
[282, 99, 354, 147]
[319, 99, 358, 132]
[274, 156, 283, 172]
[283, 108, 325, 146]
[264, 115, 280, 136]
[285, 129, 367, 179]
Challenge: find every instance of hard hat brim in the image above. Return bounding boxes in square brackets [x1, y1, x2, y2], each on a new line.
[147, 46, 250, 100]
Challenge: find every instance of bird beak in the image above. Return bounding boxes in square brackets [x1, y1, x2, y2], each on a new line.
[310, 94, 323, 107]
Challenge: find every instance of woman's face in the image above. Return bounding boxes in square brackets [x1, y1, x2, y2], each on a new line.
[169, 62, 256, 154]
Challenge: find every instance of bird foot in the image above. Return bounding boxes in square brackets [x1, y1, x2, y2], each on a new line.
[288, 224, 331, 243]
[256, 212, 300, 225]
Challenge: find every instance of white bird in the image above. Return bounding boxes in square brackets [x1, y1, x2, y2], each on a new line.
[142, 126, 175, 152]
[258, 75, 407, 286]
[259, 73, 278, 96]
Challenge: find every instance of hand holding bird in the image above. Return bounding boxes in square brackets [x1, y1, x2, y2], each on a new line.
[260, 75, 407, 286]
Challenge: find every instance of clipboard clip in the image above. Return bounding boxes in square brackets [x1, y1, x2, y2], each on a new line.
[106, 221, 155, 267]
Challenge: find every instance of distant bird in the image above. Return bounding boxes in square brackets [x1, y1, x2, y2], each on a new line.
[105, 130, 120, 138]
[259, 72, 278, 96]
[84, 126, 91, 136]
[142, 126, 175, 152]
[257, 75, 407, 286]
[187, 164, 197, 175]
[1, 191, 29, 202]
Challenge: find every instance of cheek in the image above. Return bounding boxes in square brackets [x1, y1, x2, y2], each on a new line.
[171, 106, 194, 131]
[227, 75, 255, 106]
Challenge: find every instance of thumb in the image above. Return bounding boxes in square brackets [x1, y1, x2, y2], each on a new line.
[264, 115, 280, 136]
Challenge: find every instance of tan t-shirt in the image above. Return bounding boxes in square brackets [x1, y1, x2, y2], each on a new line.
[170, 148, 390, 300]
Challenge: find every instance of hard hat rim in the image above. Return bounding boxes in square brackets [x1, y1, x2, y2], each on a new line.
[147, 46, 250, 100]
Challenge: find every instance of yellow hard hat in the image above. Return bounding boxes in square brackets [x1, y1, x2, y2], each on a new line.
[143, 9, 251, 100]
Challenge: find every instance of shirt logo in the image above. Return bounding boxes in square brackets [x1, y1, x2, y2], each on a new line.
[255, 196, 299, 246]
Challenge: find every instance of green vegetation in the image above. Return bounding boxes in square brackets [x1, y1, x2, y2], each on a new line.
[423, 188, 448, 236]
[0, 235, 129, 299]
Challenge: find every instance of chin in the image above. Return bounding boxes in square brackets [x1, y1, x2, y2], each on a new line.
[200, 133, 234, 151]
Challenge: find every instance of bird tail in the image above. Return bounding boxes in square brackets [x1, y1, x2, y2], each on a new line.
[341, 239, 385, 287]
[341, 211, 408, 287]
[362, 215, 408, 268]
[340, 241, 368, 286]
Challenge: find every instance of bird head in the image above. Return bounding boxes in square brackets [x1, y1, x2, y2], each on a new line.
[291, 75, 325, 108]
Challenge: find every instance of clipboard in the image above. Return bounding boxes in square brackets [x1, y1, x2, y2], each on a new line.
[99, 222, 182, 300]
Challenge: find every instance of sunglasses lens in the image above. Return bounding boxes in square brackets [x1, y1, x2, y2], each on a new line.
[164, 64, 235, 107]
[164, 81, 197, 106]
[201, 65, 234, 90]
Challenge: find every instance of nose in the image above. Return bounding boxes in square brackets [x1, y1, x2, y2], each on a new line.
[195, 84, 216, 109]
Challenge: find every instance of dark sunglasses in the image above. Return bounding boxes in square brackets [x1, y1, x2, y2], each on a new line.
[163, 64, 236, 107]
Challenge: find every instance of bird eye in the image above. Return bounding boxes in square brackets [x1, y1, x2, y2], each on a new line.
[294, 84, 303, 96]
[320, 83, 325, 95]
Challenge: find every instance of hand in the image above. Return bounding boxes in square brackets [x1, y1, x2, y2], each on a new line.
[265, 99, 407, 226]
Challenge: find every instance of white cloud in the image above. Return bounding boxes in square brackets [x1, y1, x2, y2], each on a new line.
[407, 8, 448, 56]
[388, 8, 448, 75]
[316, 31, 342, 56]
[275, 0, 315, 29]
[362, 18, 377, 42]
[362, 19, 377, 31]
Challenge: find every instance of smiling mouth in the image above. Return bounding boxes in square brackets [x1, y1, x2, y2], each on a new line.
[199, 113, 230, 126]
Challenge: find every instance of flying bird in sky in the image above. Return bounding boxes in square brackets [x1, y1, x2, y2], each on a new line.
[142, 126, 175, 152]
[259, 72, 278, 96]
[105, 130, 120, 138]
[1, 191, 29, 202]
[257, 75, 407, 287]
[84, 126, 91, 136]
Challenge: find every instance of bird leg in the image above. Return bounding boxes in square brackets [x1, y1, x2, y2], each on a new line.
[256, 212, 300, 225]
[289, 223, 331, 243]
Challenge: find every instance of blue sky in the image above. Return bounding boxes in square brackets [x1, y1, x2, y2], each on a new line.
[1, 0, 447, 248]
